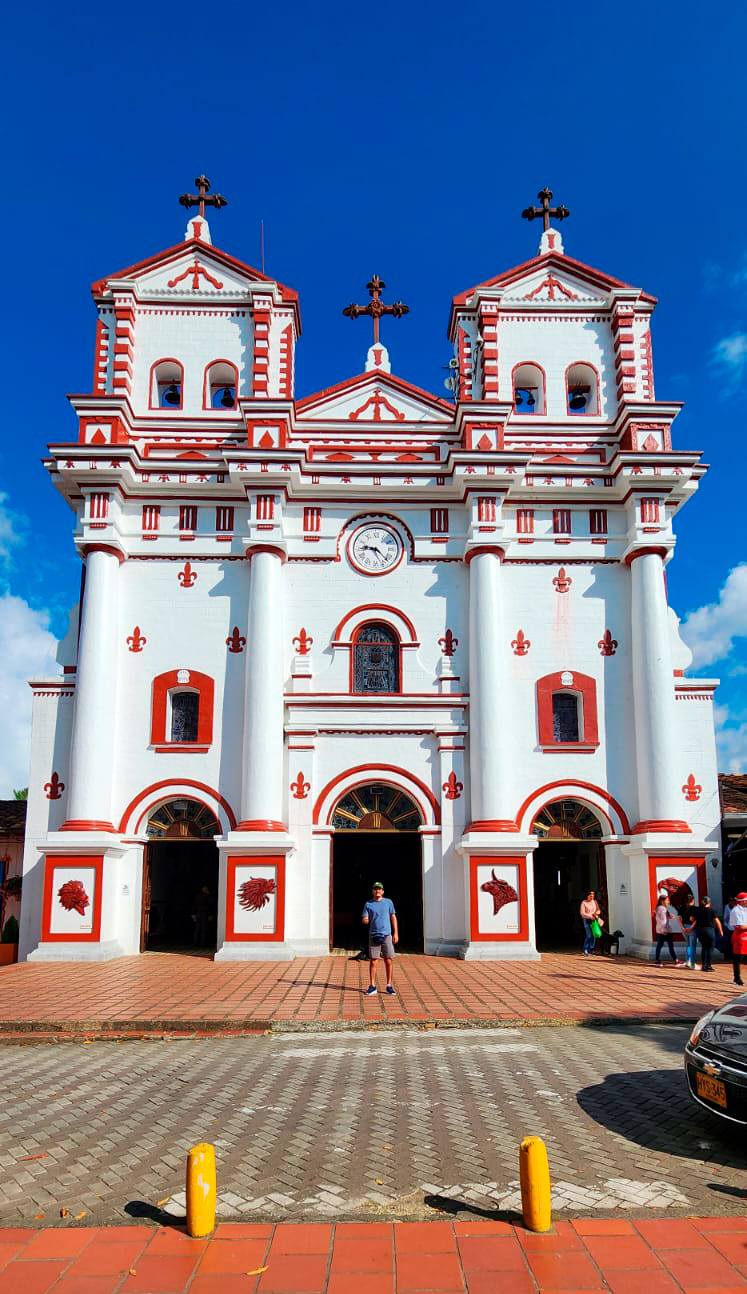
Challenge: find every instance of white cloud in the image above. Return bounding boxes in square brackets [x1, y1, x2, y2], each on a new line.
[680, 564, 747, 669]
[0, 492, 25, 564]
[0, 593, 59, 797]
[712, 332, 747, 388]
[715, 723, 747, 774]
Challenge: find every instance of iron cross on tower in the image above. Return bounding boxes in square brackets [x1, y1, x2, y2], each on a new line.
[179, 175, 228, 219]
[521, 187, 570, 232]
[343, 275, 409, 345]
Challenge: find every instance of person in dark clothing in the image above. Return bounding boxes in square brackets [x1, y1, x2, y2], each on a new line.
[192, 885, 213, 947]
[693, 896, 723, 972]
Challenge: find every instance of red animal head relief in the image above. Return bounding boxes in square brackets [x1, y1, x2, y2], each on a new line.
[58, 879, 90, 917]
[658, 876, 694, 913]
[480, 869, 518, 916]
[238, 876, 276, 912]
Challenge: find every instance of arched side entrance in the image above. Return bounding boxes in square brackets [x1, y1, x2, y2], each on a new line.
[530, 799, 607, 950]
[140, 798, 220, 952]
[330, 783, 424, 952]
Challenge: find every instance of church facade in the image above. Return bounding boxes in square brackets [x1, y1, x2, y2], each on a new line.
[19, 184, 721, 963]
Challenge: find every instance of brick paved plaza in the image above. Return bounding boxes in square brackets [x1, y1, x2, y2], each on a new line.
[0, 952, 738, 1036]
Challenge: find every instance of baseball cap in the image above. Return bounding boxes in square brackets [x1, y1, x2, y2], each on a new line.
[372, 881, 384, 890]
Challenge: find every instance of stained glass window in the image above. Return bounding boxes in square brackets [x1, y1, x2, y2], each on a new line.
[331, 784, 421, 831]
[353, 624, 399, 694]
[552, 692, 579, 743]
[171, 691, 199, 742]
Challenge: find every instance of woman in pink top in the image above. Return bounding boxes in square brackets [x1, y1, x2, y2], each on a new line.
[653, 894, 683, 966]
[580, 891, 601, 955]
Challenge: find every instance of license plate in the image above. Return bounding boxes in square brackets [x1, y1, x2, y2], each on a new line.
[695, 1072, 727, 1109]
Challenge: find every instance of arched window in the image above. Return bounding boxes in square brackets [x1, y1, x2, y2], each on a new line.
[353, 623, 400, 694]
[150, 359, 184, 409]
[552, 692, 579, 743]
[203, 360, 238, 410]
[566, 362, 599, 416]
[512, 362, 546, 415]
[170, 691, 199, 743]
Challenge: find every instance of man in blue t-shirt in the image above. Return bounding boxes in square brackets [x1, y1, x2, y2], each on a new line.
[362, 882, 398, 995]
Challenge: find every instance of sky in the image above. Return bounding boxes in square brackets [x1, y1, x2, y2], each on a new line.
[1, 0, 746, 793]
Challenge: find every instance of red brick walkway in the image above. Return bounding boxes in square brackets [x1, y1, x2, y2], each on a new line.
[0, 952, 737, 1035]
[1, 1218, 746, 1292]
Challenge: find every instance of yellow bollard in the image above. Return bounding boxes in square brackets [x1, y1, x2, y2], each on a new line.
[185, 1142, 216, 1238]
[519, 1135, 552, 1233]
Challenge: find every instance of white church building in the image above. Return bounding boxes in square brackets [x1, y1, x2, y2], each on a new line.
[19, 181, 721, 963]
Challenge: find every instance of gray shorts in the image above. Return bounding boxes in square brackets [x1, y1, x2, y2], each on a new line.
[369, 935, 395, 960]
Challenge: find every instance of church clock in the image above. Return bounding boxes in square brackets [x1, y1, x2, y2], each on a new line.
[349, 524, 402, 575]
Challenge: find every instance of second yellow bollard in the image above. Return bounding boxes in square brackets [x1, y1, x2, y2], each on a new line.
[185, 1142, 216, 1238]
[519, 1135, 552, 1233]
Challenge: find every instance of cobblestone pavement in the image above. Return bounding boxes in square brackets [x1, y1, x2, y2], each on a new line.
[0, 1025, 744, 1227]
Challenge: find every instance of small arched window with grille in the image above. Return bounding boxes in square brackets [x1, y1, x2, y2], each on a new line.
[170, 691, 199, 742]
[353, 623, 400, 694]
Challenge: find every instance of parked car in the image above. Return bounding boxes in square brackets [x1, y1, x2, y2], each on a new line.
[685, 996, 747, 1123]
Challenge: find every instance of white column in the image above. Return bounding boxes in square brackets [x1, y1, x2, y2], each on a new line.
[467, 549, 513, 828]
[65, 546, 121, 829]
[630, 550, 683, 825]
[239, 547, 286, 830]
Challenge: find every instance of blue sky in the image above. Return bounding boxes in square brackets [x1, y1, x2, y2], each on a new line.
[1, 0, 746, 792]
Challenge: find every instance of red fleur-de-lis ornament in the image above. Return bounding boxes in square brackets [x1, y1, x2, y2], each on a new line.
[178, 562, 197, 587]
[682, 774, 702, 802]
[553, 567, 572, 593]
[442, 771, 463, 800]
[127, 626, 147, 653]
[290, 773, 311, 800]
[226, 627, 246, 653]
[439, 629, 459, 657]
[293, 628, 313, 656]
[598, 629, 618, 657]
[512, 629, 531, 656]
[44, 772, 65, 800]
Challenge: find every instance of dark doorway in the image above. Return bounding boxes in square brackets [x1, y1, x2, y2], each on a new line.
[332, 832, 423, 952]
[142, 841, 219, 951]
[533, 841, 607, 950]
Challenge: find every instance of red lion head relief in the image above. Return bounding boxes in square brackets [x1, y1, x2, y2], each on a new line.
[480, 869, 518, 916]
[238, 876, 276, 912]
[58, 879, 90, 917]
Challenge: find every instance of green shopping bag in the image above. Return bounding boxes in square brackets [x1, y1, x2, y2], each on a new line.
[590, 919, 602, 938]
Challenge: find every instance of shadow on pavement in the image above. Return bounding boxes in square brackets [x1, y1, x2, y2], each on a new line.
[576, 1066, 743, 1166]
[582, 1021, 694, 1057]
[125, 1200, 186, 1227]
[423, 1192, 522, 1224]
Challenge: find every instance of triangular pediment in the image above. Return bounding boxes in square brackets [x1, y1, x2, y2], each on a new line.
[91, 238, 298, 306]
[297, 371, 454, 425]
[452, 252, 656, 313]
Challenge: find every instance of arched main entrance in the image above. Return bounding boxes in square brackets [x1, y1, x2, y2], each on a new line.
[331, 783, 424, 952]
[140, 798, 220, 952]
[531, 799, 607, 950]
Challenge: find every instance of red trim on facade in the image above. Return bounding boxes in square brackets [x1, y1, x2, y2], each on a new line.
[225, 854, 285, 941]
[245, 545, 287, 563]
[59, 820, 117, 833]
[148, 358, 184, 411]
[119, 780, 237, 835]
[511, 360, 547, 416]
[235, 820, 288, 832]
[631, 820, 692, 834]
[469, 855, 529, 942]
[333, 604, 418, 644]
[624, 546, 669, 566]
[41, 854, 104, 942]
[466, 820, 519, 832]
[313, 765, 440, 827]
[564, 360, 601, 416]
[150, 670, 215, 747]
[536, 671, 599, 748]
[202, 360, 239, 410]
[515, 781, 632, 837]
[464, 546, 506, 565]
[82, 544, 125, 565]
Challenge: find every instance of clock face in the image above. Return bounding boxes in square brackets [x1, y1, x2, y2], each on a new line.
[350, 525, 402, 574]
